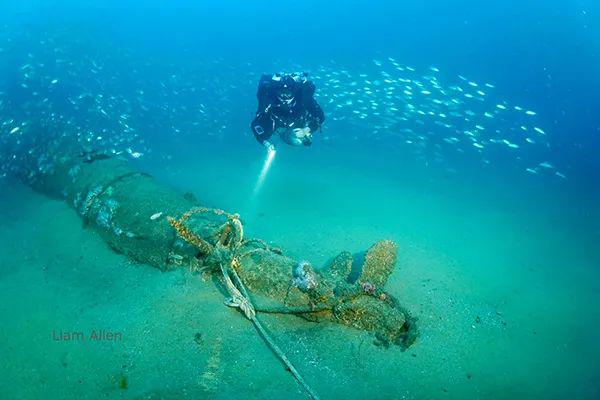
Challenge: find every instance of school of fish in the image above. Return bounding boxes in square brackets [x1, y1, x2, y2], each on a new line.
[0, 27, 566, 181]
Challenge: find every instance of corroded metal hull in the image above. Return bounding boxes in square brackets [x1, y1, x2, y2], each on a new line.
[20, 150, 416, 348]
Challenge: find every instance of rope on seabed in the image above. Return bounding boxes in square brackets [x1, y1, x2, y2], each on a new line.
[222, 264, 320, 400]
[169, 207, 320, 400]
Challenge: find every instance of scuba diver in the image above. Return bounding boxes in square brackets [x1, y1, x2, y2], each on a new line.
[251, 72, 325, 151]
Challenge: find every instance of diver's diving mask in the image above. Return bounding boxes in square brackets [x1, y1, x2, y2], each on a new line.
[277, 88, 296, 107]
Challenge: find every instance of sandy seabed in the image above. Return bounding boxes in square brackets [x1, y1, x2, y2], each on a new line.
[1, 144, 598, 399]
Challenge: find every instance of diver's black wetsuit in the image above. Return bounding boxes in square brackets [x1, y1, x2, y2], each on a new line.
[251, 73, 325, 146]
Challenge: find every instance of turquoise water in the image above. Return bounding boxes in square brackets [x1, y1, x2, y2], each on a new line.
[1, 1, 599, 399]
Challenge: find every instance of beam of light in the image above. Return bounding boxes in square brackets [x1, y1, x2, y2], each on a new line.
[253, 147, 276, 197]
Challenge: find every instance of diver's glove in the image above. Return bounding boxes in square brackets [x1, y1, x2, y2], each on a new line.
[302, 128, 313, 146]
[292, 127, 312, 147]
[263, 140, 275, 153]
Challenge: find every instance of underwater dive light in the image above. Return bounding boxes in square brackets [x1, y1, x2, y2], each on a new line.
[253, 146, 276, 197]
